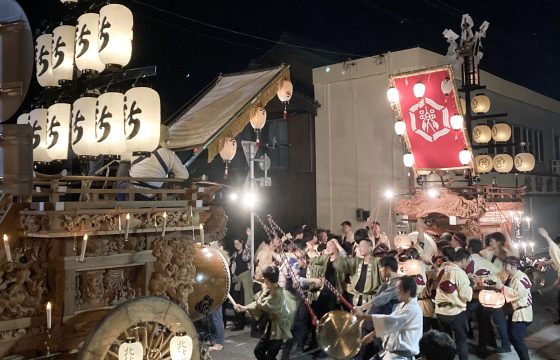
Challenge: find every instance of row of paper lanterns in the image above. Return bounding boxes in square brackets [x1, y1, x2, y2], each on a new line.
[17, 87, 160, 162]
[474, 152, 535, 173]
[401, 148, 472, 168]
[35, 4, 133, 87]
[117, 331, 193, 360]
[472, 123, 511, 143]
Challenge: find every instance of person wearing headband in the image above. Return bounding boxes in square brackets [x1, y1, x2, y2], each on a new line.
[492, 256, 533, 360]
[450, 232, 467, 250]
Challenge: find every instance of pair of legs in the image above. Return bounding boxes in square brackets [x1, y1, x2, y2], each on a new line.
[437, 311, 469, 360]
[208, 306, 224, 351]
[254, 326, 284, 360]
[508, 319, 531, 360]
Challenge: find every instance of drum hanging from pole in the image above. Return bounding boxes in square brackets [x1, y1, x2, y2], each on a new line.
[316, 310, 362, 360]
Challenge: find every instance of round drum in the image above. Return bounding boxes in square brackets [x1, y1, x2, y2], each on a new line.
[316, 310, 362, 360]
[187, 244, 231, 321]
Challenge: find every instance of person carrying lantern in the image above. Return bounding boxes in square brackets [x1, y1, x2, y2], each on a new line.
[537, 227, 560, 325]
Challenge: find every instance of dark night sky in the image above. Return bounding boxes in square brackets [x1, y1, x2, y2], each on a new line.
[15, 0, 560, 121]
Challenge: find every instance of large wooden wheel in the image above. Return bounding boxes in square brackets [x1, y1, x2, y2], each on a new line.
[79, 296, 200, 360]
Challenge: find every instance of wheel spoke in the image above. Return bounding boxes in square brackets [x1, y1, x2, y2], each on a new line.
[106, 350, 119, 359]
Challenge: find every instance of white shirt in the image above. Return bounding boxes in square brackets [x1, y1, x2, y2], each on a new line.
[371, 297, 423, 358]
[129, 147, 189, 195]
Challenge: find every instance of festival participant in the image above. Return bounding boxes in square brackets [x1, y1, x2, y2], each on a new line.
[341, 238, 381, 306]
[357, 275, 423, 360]
[303, 230, 319, 260]
[317, 229, 329, 245]
[229, 233, 253, 331]
[235, 266, 292, 360]
[419, 330, 457, 360]
[404, 248, 433, 333]
[450, 232, 467, 250]
[537, 227, 560, 324]
[367, 219, 391, 249]
[208, 239, 228, 352]
[466, 238, 511, 357]
[481, 232, 517, 270]
[491, 257, 533, 360]
[341, 220, 355, 247]
[434, 248, 472, 360]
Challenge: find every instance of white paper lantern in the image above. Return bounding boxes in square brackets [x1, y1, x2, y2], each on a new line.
[440, 77, 453, 96]
[51, 25, 75, 83]
[413, 81, 425, 98]
[219, 137, 237, 161]
[95, 92, 126, 155]
[492, 123, 512, 142]
[450, 113, 463, 130]
[493, 154, 514, 173]
[170, 333, 194, 360]
[394, 120, 406, 136]
[16, 112, 30, 125]
[514, 153, 535, 172]
[118, 339, 143, 360]
[472, 125, 492, 144]
[75, 13, 105, 73]
[46, 103, 71, 160]
[124, 87, 161, 154]
[479, 289, 505, 309]
[387, 87, 399, 103]
[71, 96, 98, 157]
[60, 0, 78, 3]
[35, 34, 59, 88]
[403, 153, 414, 168]
[459, 149, 472, 165]
[398, 259, 422, 276]
[29, 108, 51, 162]
[474, 154, 493, 173]
[250, 107, 267, 130]
[99, 4, 133, 68]
[471, 94, 491, 114]
[277, 80, 293, 102]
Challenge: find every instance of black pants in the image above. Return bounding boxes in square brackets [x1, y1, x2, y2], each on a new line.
[437, 311, 469, 360]
[255, 327, 283, 360]
[508, 319, 531, 360]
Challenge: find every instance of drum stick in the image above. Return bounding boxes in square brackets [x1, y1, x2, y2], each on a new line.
[227, 293, 237, 307]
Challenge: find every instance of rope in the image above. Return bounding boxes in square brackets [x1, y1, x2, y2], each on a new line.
[320, 277, 355, 312]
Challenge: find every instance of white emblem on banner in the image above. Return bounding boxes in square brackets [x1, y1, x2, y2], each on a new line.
[409, 98, 450, 142]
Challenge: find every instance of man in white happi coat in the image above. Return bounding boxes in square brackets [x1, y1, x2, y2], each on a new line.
[357, 275, 423, 360]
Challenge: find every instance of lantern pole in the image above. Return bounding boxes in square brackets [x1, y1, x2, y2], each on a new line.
[249, 141, 256, 278]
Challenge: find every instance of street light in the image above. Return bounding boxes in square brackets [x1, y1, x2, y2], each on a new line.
[243, 192, 258, 209]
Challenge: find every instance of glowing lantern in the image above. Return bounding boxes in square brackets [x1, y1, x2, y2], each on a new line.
[491, 123, 512, 142]
[403, 153, 414, 168]
[450, 113, 463, 130]
[440, 77, 453, 96]
[29, 108, 51, 162]
[514, 153, 535, 172]
[479, 289, 505, 309]
[277, 79, 293, 119]
[493, 154, 514, 173]
[394, 120, 406, 136]
[16, 112, 29, 125]
[71, 96, 98, 157]
[459, 149, 471, 165]
[60, 0, 78, 3]
[398, 259, 422, 276]
[387, 87, 399, 103]
[459, 97, 466, 115]
[118, 338, 143, 360]
[170, 332, 193, 360]
[95, 92, 126, 155]
[35, 34, 59, 88]
[124, 87, 161, 154]
[394, 234, 412, 250]
[75, 13, 105, 73]
[46, 103, 71, 160]
[472, 125, 492, 144]
[51, 25, 75, 84]
[471, 94, 491, 114]
[249, 107, 267, 145]
[98, 4, 133, 68]
[474, 154, 493, 173]
[219, 137, 237, 178]
[413, 81, 425, 98]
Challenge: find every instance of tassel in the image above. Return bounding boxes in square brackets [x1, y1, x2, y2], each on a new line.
[283, 103, 287, 119]
[256, 131, 260, 148]
[224, 162, 229, 180]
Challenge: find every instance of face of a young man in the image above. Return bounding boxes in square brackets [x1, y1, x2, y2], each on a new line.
[358, 241, 372, 257]
[341, 224, 350, 234]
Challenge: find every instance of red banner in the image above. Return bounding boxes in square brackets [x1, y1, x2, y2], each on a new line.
[391, 66, 471, 171]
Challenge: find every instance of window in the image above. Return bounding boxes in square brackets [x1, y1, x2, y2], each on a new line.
[555, 135, 560, 160]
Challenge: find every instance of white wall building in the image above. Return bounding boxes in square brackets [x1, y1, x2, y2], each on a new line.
[313, 47, 560, 250]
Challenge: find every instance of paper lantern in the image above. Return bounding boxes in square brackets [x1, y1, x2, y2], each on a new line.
[277, 80, 293, 102]
[471, 94, 491, 114]
[450, 113, 463, 130]
[29, 108, 51, 162]
[459, 149, 471, 165]
[472, 125, 492, 144]
[479, 289, 505, 309]
[46, 103, 71, 160]
[394, 120, 406, 136]
[413, 81, 425, 98]
[170, 332, 193, 360]
[124, 87, 161, 154]
[387, 87, 399, 103]
[35, 34, 59, 88]
[398, 259, 422, 276]
[51, 25, 75, 83]
[492, 123, 512, 142]
[118, 338, 143, 360]
[459, 97, 466, 115]
[98, 4, 133, 68]
[394, 234, 412, 250]
[95, 92, 126, 155]
[71, 96, 98, 157]
[219, 137, 237, 178]
[514, 153, 535, 172]
[60, 0, 78, 3]
[440, 77, 453, 96]
[250, 107, 267, 130]
[16, 112, 30, 125]
[474, 154, 493, 173]
[403, 153, 414, 168]
[493, 154, 514, 173]
[75, 13, 105, 73]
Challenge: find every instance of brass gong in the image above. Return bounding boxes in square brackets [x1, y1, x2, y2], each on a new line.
[316, 310, 362, 359]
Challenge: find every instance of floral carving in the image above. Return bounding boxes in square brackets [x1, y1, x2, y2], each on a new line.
[395, 189, 485, 220]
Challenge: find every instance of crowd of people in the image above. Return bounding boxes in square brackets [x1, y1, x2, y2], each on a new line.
[204, 219, 560, 360]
